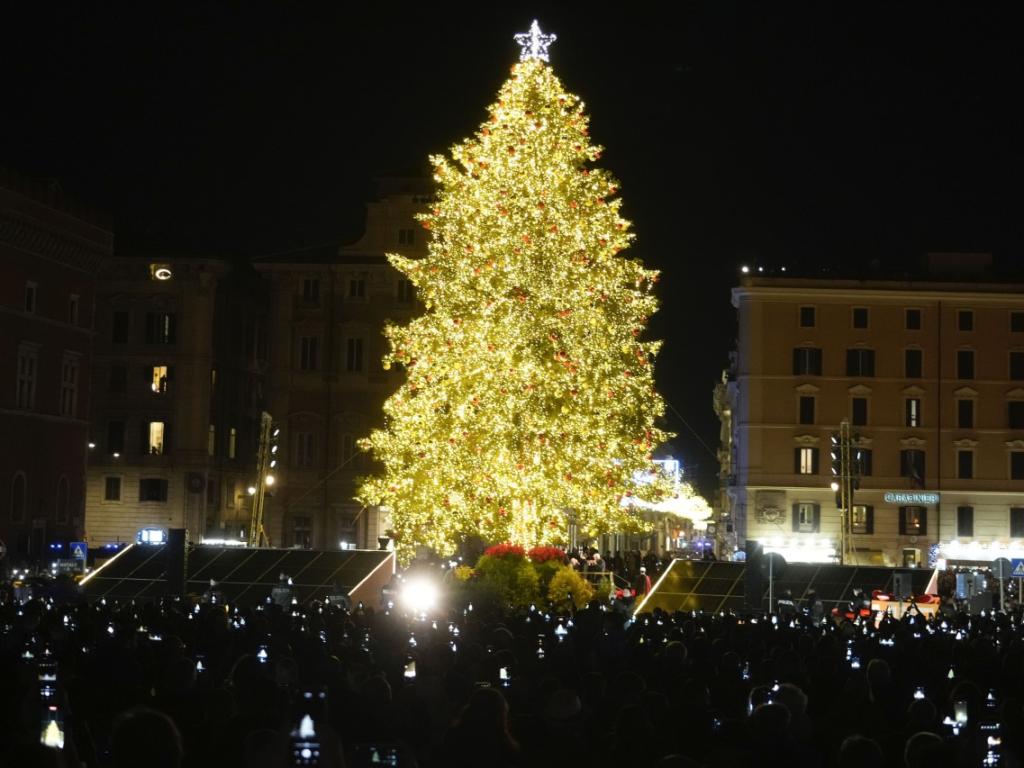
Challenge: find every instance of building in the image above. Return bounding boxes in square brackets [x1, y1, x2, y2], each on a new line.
[255, 179, 429, 550]
[0, 169, 111, 561]
[721, 265, 1024, 568]
[84, 256, 266, 545]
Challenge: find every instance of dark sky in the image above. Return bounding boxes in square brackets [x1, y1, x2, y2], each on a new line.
[6, 4, 1023, 492]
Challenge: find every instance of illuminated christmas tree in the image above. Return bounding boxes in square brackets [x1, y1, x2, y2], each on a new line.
[359, 22, 673, 560]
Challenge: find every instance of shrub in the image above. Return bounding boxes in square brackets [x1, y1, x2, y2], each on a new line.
[483, 543, 527, 559]
[547, 566, 594, 611]
[453, 565, 475, 582]
[475, 551, 538, 605]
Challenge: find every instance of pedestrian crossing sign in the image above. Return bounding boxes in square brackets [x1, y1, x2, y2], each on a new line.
[71, 541, 87, 561]
[1012, 559, 1024, 578]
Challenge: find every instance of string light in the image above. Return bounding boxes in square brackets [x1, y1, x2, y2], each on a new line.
[359, 53, 672, 561]
[513, 20, 557, 62]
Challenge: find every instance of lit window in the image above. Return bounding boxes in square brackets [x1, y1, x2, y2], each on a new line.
[151, 366, 169, 393]
[795, 447, 818, 475]
[900, 506, 926, 535]
[905, 398, 921, 428]
[229, 427, 237, 459]
[148, 422, 165, 455]
[208, 425, 216, 457]
[851, 505, 872, 535]
[795, 502, 817, 532]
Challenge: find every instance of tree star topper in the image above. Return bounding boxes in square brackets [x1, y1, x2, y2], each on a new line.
[514, 20, 556, 62]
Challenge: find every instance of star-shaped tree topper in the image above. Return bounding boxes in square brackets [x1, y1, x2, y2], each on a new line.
[514, 20, 556, 62]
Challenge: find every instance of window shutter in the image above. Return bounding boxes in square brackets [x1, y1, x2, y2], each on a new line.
[167, 315, 177, 344]
[792, 504, 801, 532]
[811, 449, 820, 475]
[865, 506, 875, 535]
[846, 349, 856, 374]
[145, 313, 156, 343]
[792, 349, 801, 375]
[918, 507, 928, 536]
[898, 507, 907, 535]
[140, 421, 149, 454]
[793, 449, 801, 474]
[812, 504, 821, 532]
[164, 423, 171, 453]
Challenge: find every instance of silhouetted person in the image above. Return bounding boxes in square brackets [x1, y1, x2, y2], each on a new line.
[111, 708, 183, 768]
[442, 686, 519, 768]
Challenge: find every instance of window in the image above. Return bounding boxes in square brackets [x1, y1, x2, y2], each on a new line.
[958, 310, 974, 332]
[901, 449, 926, 484]
[139, 479, 168, 502]
[25, 282, 37, 313]
[792, 348, 822, 376]
[899, 506, 927, 535]
[1012, 451, 1024, 480]
[905, 349, 923, 378]
[1011, 352, 1024, 381]
[302, 278, 320, 303]
[1010, 401, 1024, 429]
[68, 294, 79, 325]
[55, 477, 70, 524]
[104, 477, 122, 501]
[207, 478, 218, 508]
[229, 427, 237, 460]
[16, 345, 38, 410]
[852, 307, 869, 329]
[398, 228, 415, 245]
[851, 397, 868, 426]
[851, 505, 874, 535]
[906, 309, 922, 330]
[300, 337, 319, 371]
[10, 473, 26, 523]
[211, 368, 216, 393]
[397, 279, 415, 303]
[794, 447, 819, 475]
[150, 365, 170, 393]
[208, 425, 216, 457]
[798, 396, 815, 425]
[112, 311, 129, 343]
[59, 354, 79, 417]
[957, 350, 974, 380]
[109, 364, 127, 393]
[1011, 507, 1024, 538]
[1013, 312, 1024, 333]
[346, 338, 364, 372]
[855, 448, 873, 477]
[799, 306, 816, 328]
[292, 516, 312, 549]
[348, 277, 366, 299]
[957, 506, 974, 538]
[107, 421, 125, 455]
[295, 432, 316, 467]
[957, 450, 974, 480]
[792, 502, 820, 533]
[145, 313, 177, 344]
[905, 398, 922, 428]
[341, 434, 356, 464]
[957, 399, 975, 429]
[846, 349, 875, 377]
[146, 422, 166, 455]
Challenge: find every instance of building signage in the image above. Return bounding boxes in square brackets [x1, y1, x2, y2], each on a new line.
[883, 491, 940, 505]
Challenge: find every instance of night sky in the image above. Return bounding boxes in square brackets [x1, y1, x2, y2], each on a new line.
[6, 5, 1023, 493]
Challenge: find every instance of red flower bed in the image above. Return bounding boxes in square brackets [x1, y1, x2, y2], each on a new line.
[527, 546, 565, 564]
[483, 543, 526, 559]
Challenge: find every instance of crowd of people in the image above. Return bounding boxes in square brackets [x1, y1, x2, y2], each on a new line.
[1, 572, 1021, 768]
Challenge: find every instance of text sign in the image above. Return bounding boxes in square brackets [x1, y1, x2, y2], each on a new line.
[884, 491, 940, 505]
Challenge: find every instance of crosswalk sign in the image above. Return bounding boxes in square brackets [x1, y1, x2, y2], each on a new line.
[1013, 559, 1024, 578]
[70, 541, 88, 561]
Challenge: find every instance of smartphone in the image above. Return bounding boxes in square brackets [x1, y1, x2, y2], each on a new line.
[289, 714, 321, 766]
[913, 686, 925, 700]
[954, 700, 968, 725]
[40, 706, 65, 749]
[499, 666, 511, 687]
[257, 644, 270, 664]
[403, 658, 416, 680]
[352, 744, 400, 768]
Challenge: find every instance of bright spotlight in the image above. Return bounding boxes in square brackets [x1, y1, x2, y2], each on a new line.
[247, 486, 257, 495]
[401, 578, 440, 613]
[265, 475, 275, 486]
[830, 481, 840, 492]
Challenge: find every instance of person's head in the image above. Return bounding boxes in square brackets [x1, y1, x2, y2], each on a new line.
[904, 732, 946, 768]
[457, 686, 516, 746]
[774, 683, 808, 718]
[640, 567, 647, 574]
[111, 708, 183, 768]
[838, 735, 883, 768]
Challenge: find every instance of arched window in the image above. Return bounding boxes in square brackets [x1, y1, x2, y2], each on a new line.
[10, 473, 26, 523]
[56, 476, 70, 524]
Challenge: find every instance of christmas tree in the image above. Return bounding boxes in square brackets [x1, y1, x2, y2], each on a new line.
[359, 22, 673, 560]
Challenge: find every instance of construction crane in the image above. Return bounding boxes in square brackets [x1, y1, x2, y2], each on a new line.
[248, 412, 278, 548]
